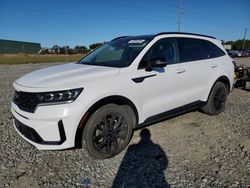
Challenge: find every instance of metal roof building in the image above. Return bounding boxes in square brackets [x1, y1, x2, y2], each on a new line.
[0, 39, 41, 54]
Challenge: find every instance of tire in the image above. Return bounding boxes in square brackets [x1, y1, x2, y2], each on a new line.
[202, 82, 228, 115]
[83, 104, 135, 159]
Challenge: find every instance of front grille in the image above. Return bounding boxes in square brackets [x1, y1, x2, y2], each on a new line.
[13, 91, 40, 113]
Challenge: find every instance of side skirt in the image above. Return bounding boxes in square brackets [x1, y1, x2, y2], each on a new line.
[136, 101, 205, 129]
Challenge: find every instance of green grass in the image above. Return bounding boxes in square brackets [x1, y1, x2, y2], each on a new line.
[0, 54, 85, 64]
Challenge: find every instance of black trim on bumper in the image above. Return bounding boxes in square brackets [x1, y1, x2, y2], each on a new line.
[14, 118, 66, 145]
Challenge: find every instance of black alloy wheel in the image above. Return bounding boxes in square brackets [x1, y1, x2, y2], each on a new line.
[202, 82, 228, 115]
[83, 104, 134, 159]
[213, 87, 227, 112]
[92, 112, 129, 155]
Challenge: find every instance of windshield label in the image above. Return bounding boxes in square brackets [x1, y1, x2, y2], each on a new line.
[128, 39, 145, 44]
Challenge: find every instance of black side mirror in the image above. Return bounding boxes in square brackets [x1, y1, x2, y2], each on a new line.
[145, 58, 167, 71]
[151, 59, 167, 67]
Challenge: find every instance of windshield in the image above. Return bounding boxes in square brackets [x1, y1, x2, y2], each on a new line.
[77, 37, 151, 68]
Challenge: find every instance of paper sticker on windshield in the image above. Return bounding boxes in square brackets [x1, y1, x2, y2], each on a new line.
[128, 39, 145, 44]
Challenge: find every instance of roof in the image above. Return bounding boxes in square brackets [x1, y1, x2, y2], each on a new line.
[155, 32, 216, 39]
[112, 32, 216, 41]
[0, 39, 41, 45]
[111, 35, 154, 41]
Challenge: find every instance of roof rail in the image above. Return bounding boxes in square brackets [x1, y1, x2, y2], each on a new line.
[155, 32, 216, 39]
[111, 36, 130, 41]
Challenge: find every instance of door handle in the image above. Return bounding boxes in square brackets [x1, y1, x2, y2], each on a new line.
[132, 74, 157, 83]
[211, 64, 217, 68]
[175, 69, 186, 74]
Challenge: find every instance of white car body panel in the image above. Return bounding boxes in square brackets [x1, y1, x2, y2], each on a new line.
[15, 63, 119, 91]
[11, 33, 234, 150]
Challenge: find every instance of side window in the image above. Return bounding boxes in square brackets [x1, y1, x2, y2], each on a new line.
[139, 38, 179, 69]
[178, 38, 209, 62]
[203, 41, 226, 58]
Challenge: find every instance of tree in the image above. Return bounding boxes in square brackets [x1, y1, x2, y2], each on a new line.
[51, 45, 60, 54]
[225, 39, 250, 50]
[74, 45, 88, 54]
[225, 41, 234, 45]
[89, 43, 102, 50]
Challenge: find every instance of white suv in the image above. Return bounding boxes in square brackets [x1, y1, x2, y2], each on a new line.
[11, 32, 234, 159]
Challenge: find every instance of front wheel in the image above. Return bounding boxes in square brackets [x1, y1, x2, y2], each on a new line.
[83, 104, 134, 159]
[202, 82, 228, 115]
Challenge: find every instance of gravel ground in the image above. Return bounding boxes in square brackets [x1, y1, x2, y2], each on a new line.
[0, 58, 250, 188]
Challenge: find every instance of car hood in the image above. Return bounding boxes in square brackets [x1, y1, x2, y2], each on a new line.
[15, 63, 120, 89]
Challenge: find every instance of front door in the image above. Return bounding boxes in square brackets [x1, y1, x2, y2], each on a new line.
[132, 38, 193, 120]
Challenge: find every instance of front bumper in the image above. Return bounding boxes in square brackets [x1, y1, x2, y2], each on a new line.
[11, 99, 86, 150]
[13, 118, 66, 145]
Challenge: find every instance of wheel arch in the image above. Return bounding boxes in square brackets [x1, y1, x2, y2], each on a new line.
[205, 75, 231, 102]
[74, 95, 139, 148]
[214, 75, 231, 93]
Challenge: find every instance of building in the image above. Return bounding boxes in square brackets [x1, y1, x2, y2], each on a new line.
[0, 39, 41, 54]
[223, 44, 232, 50]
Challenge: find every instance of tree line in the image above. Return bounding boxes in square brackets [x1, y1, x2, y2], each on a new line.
[39, 39, 250, 55]
[224, 39, 250, 50]
[39, 43, 103, 55]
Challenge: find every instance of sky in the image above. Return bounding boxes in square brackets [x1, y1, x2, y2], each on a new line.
[0, 0, 249, 48]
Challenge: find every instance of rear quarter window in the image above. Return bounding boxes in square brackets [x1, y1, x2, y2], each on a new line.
[203, 41, 226, 58]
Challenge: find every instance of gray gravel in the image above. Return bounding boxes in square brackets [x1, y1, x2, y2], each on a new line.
[0, 59, 250, 188]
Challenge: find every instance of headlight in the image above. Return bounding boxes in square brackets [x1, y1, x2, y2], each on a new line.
[37, 88, 83, 104]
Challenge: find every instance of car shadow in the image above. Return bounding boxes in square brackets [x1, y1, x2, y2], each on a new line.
[112, 128, 170, 188]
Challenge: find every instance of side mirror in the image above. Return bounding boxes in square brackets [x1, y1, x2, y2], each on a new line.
[151, 59, 167, 67]
[145, 58, 167, 71]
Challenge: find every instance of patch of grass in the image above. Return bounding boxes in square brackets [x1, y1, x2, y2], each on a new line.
[0, 54, 85, 64]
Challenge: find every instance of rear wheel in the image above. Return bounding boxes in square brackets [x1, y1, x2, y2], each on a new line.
[202, 82, 228, 115]
[83, 104, 134, 159]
